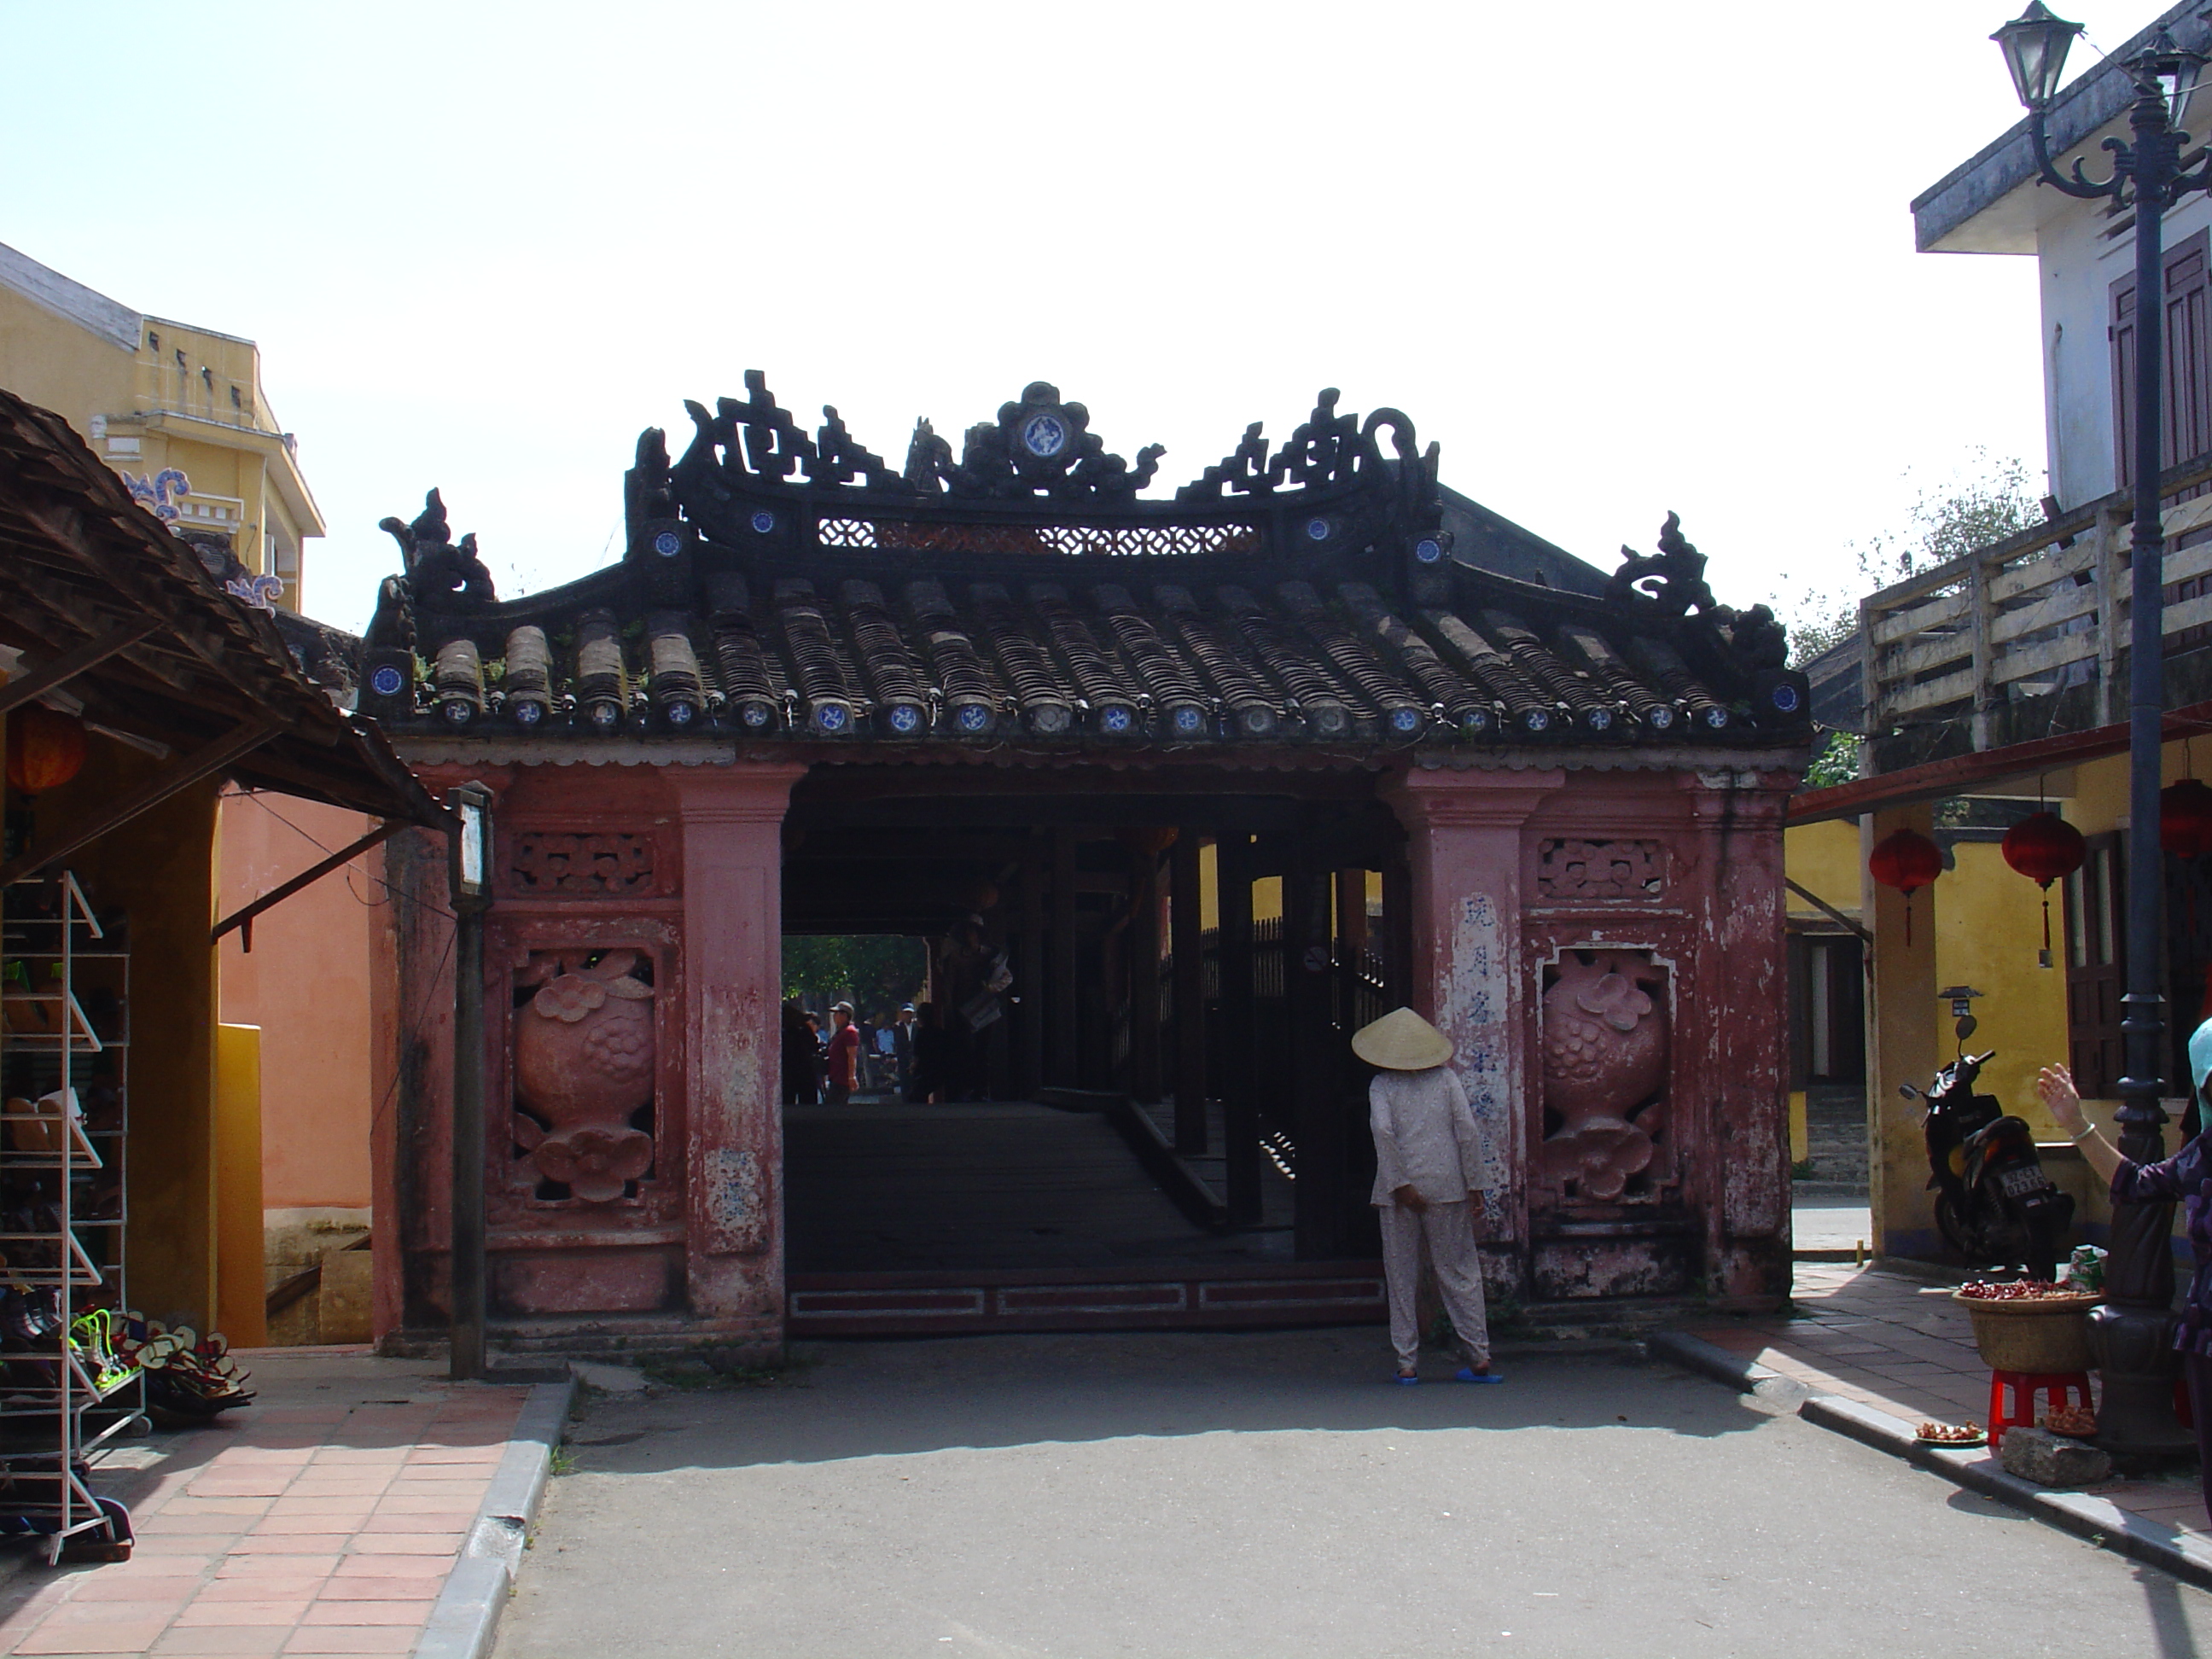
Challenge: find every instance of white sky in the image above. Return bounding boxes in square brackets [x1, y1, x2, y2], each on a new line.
[0, 1, 2166, 632]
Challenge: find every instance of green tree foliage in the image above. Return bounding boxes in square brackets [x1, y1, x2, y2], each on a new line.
[1771, 450, 2044, 668]
[1802, 730, 1860, 789]
[782, 934, 928, 1017]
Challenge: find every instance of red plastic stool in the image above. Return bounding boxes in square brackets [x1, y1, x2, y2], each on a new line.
[1987, 1370, 2093, 1450]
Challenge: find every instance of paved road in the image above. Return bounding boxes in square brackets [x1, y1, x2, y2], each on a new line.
[498, 1331, 2209, 1659]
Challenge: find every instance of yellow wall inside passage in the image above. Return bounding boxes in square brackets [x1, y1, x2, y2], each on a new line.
[1934, 839, 2071, 1137]
[1784, 818, 1863, 920]
[214, 1024, 267, 1348]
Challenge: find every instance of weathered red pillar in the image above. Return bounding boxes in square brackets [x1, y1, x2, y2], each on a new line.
[667, 763, 805, 1348]
[1681, 769, 1794, 1305]
[1378, 767, 1563, 1280]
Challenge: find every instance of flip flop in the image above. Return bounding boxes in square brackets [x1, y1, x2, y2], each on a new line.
[1393, 1372, 1420, 1386]
[1455, 1367, 1505, 1385]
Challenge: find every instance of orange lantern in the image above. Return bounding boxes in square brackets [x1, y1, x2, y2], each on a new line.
[4, 707, 86, 795]
[1870, 827, 1944, 946]
[2000, 811, 2085, 963]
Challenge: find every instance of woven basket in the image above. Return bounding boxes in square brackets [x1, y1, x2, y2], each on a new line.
[1951, 1290, 2102, 1372]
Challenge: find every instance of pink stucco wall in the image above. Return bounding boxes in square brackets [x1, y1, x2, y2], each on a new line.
[217, 792, 379, 1211]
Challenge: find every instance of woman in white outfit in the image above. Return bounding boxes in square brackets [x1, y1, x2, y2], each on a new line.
[1353, 1006, 1502, 1387]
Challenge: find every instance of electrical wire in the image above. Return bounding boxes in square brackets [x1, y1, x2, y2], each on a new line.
[219, 787, 455, 924]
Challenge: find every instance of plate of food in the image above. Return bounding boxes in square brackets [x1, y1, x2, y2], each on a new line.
[1916, 1420, 1987, 1447]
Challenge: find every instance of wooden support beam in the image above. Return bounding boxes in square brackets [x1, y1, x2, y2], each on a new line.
[1336, 866, 1368, 962]
[1017, 837, 1046, 1098]
[1050, 828, 1079, 1086]
[212, 820, 405, 952]
[1382, 858, 1413, 1009]
[1217, 832, 1261, 1226]
[1170, 831, 1208, 1155]
[0, 619, 160, 719]
[1334, 865, 1366, 1073]
[1285, 858, 1342, 1260]
[0, 719, 279, 887]
[1126, 841, 1163, 1102]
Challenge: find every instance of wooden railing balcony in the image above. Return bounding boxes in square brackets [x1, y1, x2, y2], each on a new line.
[1861, 452, 2212, 764]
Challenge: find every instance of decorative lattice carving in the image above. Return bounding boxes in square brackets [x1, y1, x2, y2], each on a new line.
[1537, 839, 1665, 901]
[509, 833, 656, 895]
[817, 516, 1260, 557]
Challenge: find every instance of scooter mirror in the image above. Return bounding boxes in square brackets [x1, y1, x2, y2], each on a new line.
[1900, 1083, 1922, 1100]
[1956, 1015, 1979, 1043]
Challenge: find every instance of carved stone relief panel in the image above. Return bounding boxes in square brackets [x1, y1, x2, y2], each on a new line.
[512, 947, 657, 1203]
[1539, 948, 1671, 1202]
[1536, 839, 1665, 902]
[509, 832, 660, 896]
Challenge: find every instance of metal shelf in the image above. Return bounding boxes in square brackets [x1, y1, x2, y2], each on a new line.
[0, 870, 136, 1562]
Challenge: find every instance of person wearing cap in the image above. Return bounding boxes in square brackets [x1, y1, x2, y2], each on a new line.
[1353, 1006, 1501, 1386]
[824, 1002, 861, 1108]
[2040, 1022, 2212, 1521]
[892, 1004, 916, 1096]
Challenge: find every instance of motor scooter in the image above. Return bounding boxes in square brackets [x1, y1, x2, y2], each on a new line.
[1901, 1050, 2074, 1281]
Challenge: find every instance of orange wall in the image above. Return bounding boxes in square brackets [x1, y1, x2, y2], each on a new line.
[216, 792, 377, 1209]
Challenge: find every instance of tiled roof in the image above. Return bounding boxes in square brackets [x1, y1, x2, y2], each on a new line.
[0, 389, 444, 831]
[359, 381, 1809, 755]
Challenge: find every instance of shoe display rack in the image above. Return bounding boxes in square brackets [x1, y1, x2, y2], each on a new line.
[0, 871, 137, 1563]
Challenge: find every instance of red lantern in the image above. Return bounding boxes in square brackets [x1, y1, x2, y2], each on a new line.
[4, 707, 86, 795]
[2001, 811, 2085, 963]
[2163, 778, 2212, 858]
[1870, 827, 1944, 946]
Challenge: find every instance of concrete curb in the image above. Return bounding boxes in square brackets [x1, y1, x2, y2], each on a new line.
[1651, 1329, 2212, 1592]
[1644, 1330, 1812, 1412]
[415, 1377, 576, 1659]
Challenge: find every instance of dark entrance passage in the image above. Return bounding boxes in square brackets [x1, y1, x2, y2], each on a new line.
[780, 771, 1406, 1331]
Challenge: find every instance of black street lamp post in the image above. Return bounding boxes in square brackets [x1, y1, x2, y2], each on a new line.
[1994, 3, 2209, 1454]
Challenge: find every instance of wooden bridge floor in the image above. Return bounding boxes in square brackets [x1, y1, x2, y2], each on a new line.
[783, 1098, 1295, 1275]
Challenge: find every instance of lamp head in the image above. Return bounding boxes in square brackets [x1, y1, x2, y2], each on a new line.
[1993, 1, 2084, 111]
[2130, 27, 2210, 128]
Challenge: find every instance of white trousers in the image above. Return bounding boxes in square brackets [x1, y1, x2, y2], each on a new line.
[1379, 1199, 1490, 1369]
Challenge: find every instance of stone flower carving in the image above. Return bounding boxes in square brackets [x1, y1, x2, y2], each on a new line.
[1540, 1115, 1656, 1202]
[513, 948, 655, 1203]
[531, 1125, 655, 1204]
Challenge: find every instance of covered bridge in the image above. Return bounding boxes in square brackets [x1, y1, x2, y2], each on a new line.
[361, 377, 1810, 1355]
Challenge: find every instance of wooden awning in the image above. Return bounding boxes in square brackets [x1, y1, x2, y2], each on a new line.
[0, 388, 446, 876]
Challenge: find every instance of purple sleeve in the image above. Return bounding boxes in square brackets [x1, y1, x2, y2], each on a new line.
[2111, 1132, 2212, 1204]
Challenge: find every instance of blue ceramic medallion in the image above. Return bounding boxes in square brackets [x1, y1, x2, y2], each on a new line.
[1022, 413, 1068, 458]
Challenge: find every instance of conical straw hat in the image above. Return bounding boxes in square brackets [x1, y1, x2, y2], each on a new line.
[1351, 1007, 1454, 1071]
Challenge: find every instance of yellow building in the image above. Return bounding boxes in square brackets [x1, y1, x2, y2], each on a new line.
[0, 240, 321, 612]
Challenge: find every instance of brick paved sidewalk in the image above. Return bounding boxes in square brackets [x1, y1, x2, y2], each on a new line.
[1684, 1262, 2209, 1542]
[0, 1348, 534, 1658]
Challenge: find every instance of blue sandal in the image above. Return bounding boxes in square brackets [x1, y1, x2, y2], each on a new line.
[1394, 1371, 1420, 1386]
[1456, 1366, 1505, 1385]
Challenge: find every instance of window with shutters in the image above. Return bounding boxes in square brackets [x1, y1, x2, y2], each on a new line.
[2064, 831, 2125, 1099]
[2114, 230, 2212, 649]
[2111, 228, 2212, 492]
